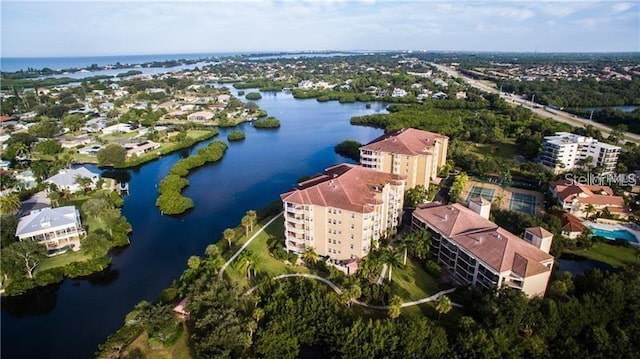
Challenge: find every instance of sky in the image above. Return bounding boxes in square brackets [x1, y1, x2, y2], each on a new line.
[1, 0, 639, 57]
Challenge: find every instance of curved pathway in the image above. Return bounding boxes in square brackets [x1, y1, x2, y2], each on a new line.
[218, 212, 283, 280]
[246, 273, 461, 310]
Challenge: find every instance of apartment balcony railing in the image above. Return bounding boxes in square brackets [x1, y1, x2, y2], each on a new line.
[285, 215, 305, 225]
[285, 223, 305, 234]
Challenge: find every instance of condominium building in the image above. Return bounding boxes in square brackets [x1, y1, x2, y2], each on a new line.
[412, 201, 554, 298]
[540, 132, 620, 174]
[359, 128, 448, 190]
[549, 181, 628, 219]
[16, 206, 85, 256]
[280, 164, 405, 263]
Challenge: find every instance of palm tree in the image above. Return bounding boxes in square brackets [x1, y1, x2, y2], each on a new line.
[384, 249, 404, 282]
[74, 175, 93, 192]
[0, 194, 21, 214]
[584, 204, 596, 220]
[246, 210, 257, 232]
[223, 228, 235, 248]
[13, 143, 30, 161]
[395, 233, 414, 265]
[238, 250, 257, 280]
[301, 247, 319, 265]
[340, 284, 361, 307]
[435, 295, 452, 321]
[388, 295, 402, 319]
[411, 229, 431, 260]
[47, 191, 60, 208]
[241, 215, 251, 237]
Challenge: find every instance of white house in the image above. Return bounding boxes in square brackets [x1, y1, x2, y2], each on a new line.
[102, 123, 134, 135]
[187, 111, 214, 122]
[16, 206, 85, 255]
[44, 167, 100, 192]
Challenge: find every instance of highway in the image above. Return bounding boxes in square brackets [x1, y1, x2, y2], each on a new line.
[431, 63, 640, 145]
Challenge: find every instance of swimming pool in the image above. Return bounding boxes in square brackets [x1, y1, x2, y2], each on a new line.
[589, 227, 639, 244]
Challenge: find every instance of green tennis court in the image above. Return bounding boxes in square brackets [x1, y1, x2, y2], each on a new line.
[466, 186, 495, 202]
[509, 192, 536, 215]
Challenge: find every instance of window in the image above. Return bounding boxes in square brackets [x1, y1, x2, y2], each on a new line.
[351, 224, 355, 229]
[350, 244, 354, 249]
[351, 213, 355, 219]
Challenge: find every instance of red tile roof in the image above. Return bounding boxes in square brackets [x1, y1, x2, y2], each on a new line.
[526, 226, 553, 239]
[550, 181, 625, 207]
[360, 128, 447, 156]
[281, 164, 405, 213]
[414, 204, 553, 277]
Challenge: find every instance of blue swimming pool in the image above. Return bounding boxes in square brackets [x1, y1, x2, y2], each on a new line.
[589, 227, 639, 244]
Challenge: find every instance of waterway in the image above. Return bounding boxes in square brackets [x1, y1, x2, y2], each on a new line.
[1, 89, 386, 359]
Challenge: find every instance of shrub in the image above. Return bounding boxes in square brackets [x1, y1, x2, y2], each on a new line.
[227, 130, 245, 141]
[245, 92, 262, 100]
[253, 117, 280, 129]
[424, 260, 441, 276]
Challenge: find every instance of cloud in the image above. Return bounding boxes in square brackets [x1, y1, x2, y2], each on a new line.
[612, 2, 634, 13]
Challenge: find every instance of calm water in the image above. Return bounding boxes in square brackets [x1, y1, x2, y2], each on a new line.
[1, 90, 386, 359]
[1, 53, 230, 72]
[557, 254, 614, 276]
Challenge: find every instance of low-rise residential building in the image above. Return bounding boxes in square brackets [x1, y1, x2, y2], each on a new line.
[559, 212, 587, 239]
[360, 128, 448, 190]
[412, 201, 554, 298]
[540, 132, 620, 174]
[44, 167, 100, 192]
[16, 206, 85, 255]
[550, 181, 628, 219]
[187, 111, 214, 122]
[123, 141, 161, 157]
[280, 164, 405, 264]
[102, 123, 134, 135]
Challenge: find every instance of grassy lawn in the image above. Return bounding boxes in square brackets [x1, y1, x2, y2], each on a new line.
[123, 324, 192, 359]
[564, 243, 639, 267]
[101, 130, 140, 142]
[390, 257, 446, 301]
[465, 139, 517, 160]
[224, 215, 309, 287]
[36, 250, 93, 273]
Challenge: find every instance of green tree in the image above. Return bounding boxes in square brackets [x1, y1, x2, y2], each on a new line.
[28, 117, 59, 138]
[3, 241, 47, 279]
[334, 140, 362, 162]
[223, 228, 235, 248]
[301, 246, 319, 265]
[449, 172, 468, 202]
[61, 114, 85, 132]
[241, 215, 251, 237]
[0, 194, 21, 214]
[0, 214, 19, 248]
[246, 210, 257, 232]
[97, 144, 126, 167]
[388, 295, 402, 319]
[33, 139, 62, 156]
[384, 249, 403, 282]
[404, 185, 428, 207]
[340, 284, 362, 307]
[584, 203, 596, 220]
[435, 295, 452, 320]
[395, 234, 414, 265]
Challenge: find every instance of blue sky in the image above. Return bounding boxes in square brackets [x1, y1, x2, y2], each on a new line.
[1, 1, 638, 57]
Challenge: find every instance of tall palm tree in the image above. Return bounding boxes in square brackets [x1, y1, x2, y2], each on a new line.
[340, 284, 361, 307]
[435, 295, 452, 321]
[395, 233, 414, 265]
[47, 191, 60, 208]
[301, 247, 319, 265]
[241, 215, 251, 237]
[388, 295, 402, 319]
[13, 143, 30, 161]
[384, 249, 403, 282]
[238, 250, 256, 280]
[411, 229, 431, 260]
[584, 204, 596, 220]
[223, 228, 235, 248]
[246, 210, 257, 232]
[0, 194, 21, 214]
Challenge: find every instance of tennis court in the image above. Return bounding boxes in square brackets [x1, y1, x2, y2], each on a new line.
[509, 192, 537, 215]
[466, 186, 495, 202]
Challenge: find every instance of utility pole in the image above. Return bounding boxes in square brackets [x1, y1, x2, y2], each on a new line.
[531, 94, 535, 109]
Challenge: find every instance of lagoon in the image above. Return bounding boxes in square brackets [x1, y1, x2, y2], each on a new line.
[1, 89, 386, 359]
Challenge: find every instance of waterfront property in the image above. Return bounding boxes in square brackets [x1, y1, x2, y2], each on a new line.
[280, 164, 405, 265]
[44, 166, 100, 192]
[15, 206, 85, 255]
[412, 201, 554, 298]
[123, 140, 161, 158]
[559, 212, 587, 239]
[540, 132, 620, 174]
[359, 128, 448, 190]
[550, 181, 628, 219]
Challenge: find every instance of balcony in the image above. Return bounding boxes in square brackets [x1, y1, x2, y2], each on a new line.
[286, 215, 305, 225]
[285, 223, 305, 235]
[285, 206, 304, 215]
[286, 241, 305, 253]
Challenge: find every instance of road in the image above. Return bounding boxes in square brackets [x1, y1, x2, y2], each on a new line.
[431, 63, 640, 145]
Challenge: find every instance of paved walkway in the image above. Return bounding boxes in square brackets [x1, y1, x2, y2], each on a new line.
[246, 273, 461, 310]
[218, 212, 284, 280]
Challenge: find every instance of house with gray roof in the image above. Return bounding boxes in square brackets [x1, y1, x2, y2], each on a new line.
[44, 166, 100, 192]
[16, 206, 85, 255]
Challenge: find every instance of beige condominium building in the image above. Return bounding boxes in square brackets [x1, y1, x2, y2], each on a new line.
[412, 200, 554, 298]
[280, 164, 405, 263]
[359, 128, 448, 190]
